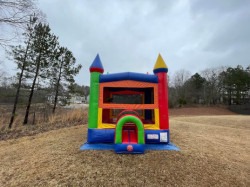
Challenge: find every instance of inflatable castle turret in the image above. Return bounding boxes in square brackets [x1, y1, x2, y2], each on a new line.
[81, 54, 179, 154]
[88, 54, 104, 129]
[153, 54, 169, 129]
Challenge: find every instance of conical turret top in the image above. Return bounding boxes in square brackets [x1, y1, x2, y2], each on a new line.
[89, 54, 104, 73]
[153, 54, 168, 74]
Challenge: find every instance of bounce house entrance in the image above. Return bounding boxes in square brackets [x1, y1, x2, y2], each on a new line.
[122, 124, 138, 144]
[115, 114, 145, 154]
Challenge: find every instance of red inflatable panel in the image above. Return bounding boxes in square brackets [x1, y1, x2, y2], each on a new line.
[122, 130, 129, 143]
[157, 72, 169, 129]
[129, 130, 138, 143]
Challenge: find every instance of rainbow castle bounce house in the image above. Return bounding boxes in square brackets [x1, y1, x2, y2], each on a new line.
[80, 54, 179, 154]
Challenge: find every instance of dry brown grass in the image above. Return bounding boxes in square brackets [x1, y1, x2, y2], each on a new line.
[0, 104, 87, 130]
[169, 106, 237, 116]
[0, 108, 88, 141]
[0, 115, 249, 187]
[48, 108, 86, 124]
[0, 112, 24, 130]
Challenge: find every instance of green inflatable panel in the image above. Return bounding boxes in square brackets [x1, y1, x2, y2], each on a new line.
[88, 72, 100, 128]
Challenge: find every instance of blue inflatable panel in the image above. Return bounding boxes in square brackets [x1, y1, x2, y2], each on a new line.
[87, 129, 170, 144]
[90, 54, 103, 69]
[87, 129, 115, 143]
[153, 67, 168, 73]
[145, 142, 180, 151]
[80, 142, 179, 151]
[145, 130, 169, 144]
[115, 144, 145, 154]
[80, 143, 114, 150]
[100, 72, 158, 83]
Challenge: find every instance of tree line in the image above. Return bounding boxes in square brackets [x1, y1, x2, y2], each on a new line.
[8, 15, 82, 128]
[169, 66, 250, 107]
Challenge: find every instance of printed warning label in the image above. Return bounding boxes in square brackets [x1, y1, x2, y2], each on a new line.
[147, 134, 159, 140]
[160, 133, 168, 142]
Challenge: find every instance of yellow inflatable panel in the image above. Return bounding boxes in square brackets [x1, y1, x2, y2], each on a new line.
[99, 123, 116, 129]
[154, 54, 168, 70]
[97, 108, 102, 127]
[154, 108, 160, 129]
[97, 108, 160, 130]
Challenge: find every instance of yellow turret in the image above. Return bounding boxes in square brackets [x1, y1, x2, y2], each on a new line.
[153, 54, 168, 73]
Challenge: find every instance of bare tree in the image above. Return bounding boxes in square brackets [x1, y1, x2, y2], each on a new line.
[0, 0, 44, 47]
[83, 86, 90, 102]
[171, 69, 191, 106]
[0, 61, 5, 80]
[201, 67, 227, 105]
[173, 69, 191, 88]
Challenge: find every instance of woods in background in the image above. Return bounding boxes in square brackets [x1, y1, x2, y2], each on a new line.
[169, 66, 250, 107]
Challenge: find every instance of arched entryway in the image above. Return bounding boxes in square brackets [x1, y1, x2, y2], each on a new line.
[115, 115, 145, 144]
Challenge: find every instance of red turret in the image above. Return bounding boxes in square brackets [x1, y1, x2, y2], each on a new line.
[153, 54, 169, 129]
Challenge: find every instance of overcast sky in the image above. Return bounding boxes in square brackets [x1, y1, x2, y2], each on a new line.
[2, 0, 250, 86]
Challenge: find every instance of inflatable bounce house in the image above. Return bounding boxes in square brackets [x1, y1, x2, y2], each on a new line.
[80, 54, 179, 154]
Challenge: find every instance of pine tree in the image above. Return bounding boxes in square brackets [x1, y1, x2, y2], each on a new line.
[50, 47, 82, 113]
[23, 23, 58, 124]
[220, 66, 250, 105]
[8, 15, 37, 128]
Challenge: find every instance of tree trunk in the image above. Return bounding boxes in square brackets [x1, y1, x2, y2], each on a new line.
[228, 88, 232, 105]
[9, 41, 30, 128]
[23, 56, 41, 125]
[52, 61, 63, 113]
[9, 67, 25, 128]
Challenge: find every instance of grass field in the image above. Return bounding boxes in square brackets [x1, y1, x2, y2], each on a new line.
[0, 113, 249, 186]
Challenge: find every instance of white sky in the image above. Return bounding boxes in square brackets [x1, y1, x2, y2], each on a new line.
[2, 0, 250, 86]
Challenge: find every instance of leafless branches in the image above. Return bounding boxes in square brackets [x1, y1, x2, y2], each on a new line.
[0, 0, 45, 47]
[0, 0, 35, 26]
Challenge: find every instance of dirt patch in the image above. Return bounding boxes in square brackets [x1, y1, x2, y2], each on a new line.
[0, 115, 249, 186]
